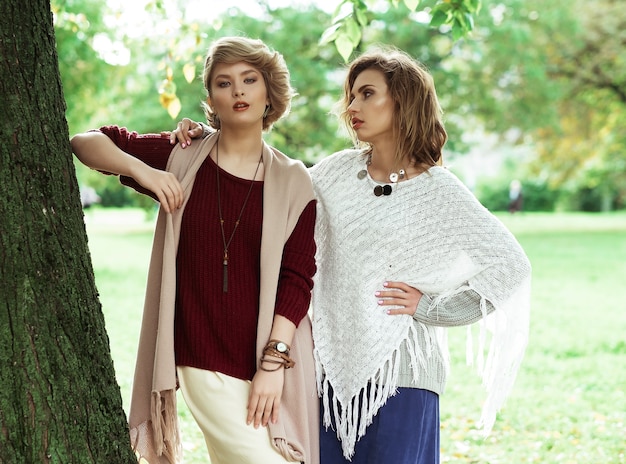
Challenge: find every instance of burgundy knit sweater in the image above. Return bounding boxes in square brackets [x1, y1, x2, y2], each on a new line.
[100, 126, 316, 381]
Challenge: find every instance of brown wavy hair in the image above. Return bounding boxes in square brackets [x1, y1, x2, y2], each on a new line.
[339, 46, 447, 167]
[202, 36, 294, 131]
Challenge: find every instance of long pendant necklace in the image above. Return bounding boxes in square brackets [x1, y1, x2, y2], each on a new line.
[215, 137, 263, 292]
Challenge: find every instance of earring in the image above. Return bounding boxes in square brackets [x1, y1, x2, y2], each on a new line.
[262, 105, 270, 118]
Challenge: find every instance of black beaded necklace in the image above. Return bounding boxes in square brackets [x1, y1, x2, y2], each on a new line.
[357, 152, 405, 196]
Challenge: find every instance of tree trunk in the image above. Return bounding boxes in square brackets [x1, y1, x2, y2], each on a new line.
[0, 1, 136, 462]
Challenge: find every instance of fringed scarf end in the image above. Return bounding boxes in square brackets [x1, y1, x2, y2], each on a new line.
[273, 437, 305, 462]
[149, 389, 181, 463]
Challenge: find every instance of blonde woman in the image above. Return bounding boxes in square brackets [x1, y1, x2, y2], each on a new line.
[71, 37, 319, 464]
[172, 46, 531, 464]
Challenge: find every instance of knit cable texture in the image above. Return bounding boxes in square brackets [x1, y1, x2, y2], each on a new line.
[310, 149, 531, 459]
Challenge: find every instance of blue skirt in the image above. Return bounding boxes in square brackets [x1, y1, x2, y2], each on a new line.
[319, 386, 440, 464]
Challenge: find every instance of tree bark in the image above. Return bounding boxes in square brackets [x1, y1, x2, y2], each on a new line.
[0, 1, 136, 462]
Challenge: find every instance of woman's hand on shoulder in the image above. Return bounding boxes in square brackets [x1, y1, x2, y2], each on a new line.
[375, 281, 423, 316]
[161, 118, 204, 148]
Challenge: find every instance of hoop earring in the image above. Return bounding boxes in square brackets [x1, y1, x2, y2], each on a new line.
[262, 105, 270, 118]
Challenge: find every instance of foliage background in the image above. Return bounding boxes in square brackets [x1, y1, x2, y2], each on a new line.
[54, 0, 626, 213]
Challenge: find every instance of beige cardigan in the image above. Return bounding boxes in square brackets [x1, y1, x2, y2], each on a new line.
[127, 133, 319, 464]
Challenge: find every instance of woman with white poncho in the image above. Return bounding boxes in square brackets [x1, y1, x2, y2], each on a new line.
[309, 46, 531, 463]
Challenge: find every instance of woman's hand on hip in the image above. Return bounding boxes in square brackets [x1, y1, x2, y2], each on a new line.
[376, 281, 423, 316]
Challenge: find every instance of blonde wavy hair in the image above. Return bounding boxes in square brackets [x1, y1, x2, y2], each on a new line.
[202, 36, 294, 131]
[339, 46, 447, 167]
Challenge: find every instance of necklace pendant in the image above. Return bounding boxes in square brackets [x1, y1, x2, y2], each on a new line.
[223, 253, 228, 293]
[357, 169, 368, 180]
[374, 185, 393, 196]
[389, 172, 399, 183]
[215, 135, 263, 295]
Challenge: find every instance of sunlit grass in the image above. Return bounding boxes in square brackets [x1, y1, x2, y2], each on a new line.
[440, 211, 626, 463]
[86, 208, 626, 463]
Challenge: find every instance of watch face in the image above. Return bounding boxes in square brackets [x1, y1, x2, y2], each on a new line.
[276, 342, 288, 353]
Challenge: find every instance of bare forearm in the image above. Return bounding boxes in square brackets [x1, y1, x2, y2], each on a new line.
[70, 131, 144, 177]
[267, 314, 296, 346]
[70, 130, 183, 213]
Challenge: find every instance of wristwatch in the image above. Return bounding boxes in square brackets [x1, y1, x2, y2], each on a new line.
[268, 339, 290, 355]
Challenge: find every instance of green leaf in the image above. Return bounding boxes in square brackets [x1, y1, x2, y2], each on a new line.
[332, 8, 353, 23]
[464, 12, 475, 31]
[403, 0, 420, 11]
[451, 16, 465, 39]
[335, 33, 355, 62]
[434, 1, 453, 13]
[344, 16, 362, 46]
[463, 0, 482, 14]
[332, 0, 350, 18]
[319, 23, 341, 45]
[355, 5, 369, 27]
[430, 8, 450, 28]
[453, 10, 467, 30]
[182, 63, 195, 84]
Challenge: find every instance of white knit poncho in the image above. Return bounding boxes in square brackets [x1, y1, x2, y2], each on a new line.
[309, 149, 531, 459]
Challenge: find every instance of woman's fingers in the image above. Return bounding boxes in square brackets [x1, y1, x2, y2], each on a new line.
[139, 170, 183, 213]
[247, 373, 283, 428]
[376, 281, 422, 315]
[169, 118, 203, 147]
[247, 394, 278, 428]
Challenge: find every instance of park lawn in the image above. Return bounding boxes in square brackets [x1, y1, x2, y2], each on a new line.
[440, 212, 626, 463]
[85, 208, 626, 463]
[83, 208, 212, 460]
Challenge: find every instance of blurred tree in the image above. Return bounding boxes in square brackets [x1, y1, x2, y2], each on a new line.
[531, 0, 626, 210]
[54, 0, 626, 210]
[61, 2, 351, 163]
[207, 5, 348, 163]
[321, 0, 481, 61]
[143, 0, 480, 121]
[53, 0, 108, 134]
[449, 0, 626, 210]
[53, 0, 135, 134]
[0, 0, 137, 462]
[54, 0, 209, 209]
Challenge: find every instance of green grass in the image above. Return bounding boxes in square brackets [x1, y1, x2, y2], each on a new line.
[85, 208, 626, 463]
